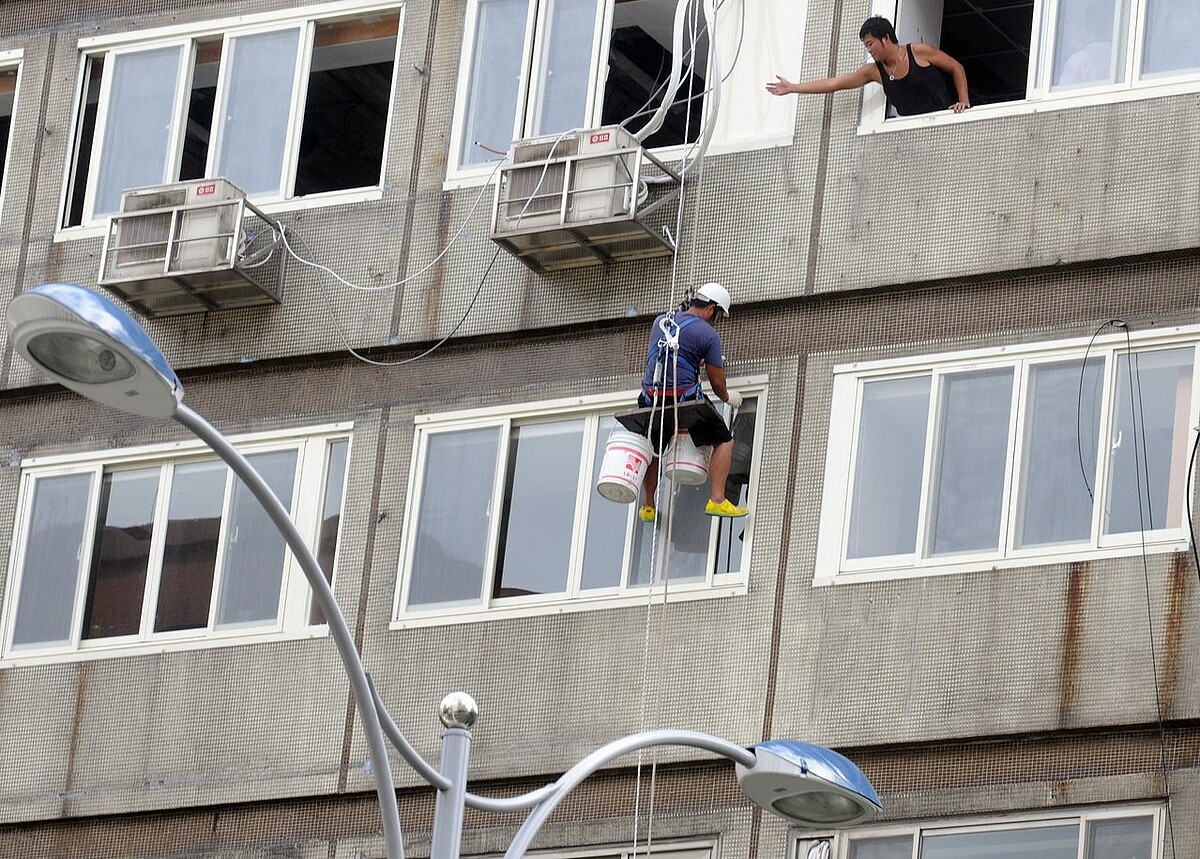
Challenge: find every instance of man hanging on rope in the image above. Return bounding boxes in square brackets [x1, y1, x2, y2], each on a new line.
[638, 282, 748, 522]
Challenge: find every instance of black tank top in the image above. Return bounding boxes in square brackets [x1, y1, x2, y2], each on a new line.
[876, 44, 953, 116]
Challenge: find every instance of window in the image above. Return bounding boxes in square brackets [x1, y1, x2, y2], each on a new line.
[835, 806, 1163, 858]
[3, 427, 350, 659]
[63, 3, 401, 227]
[449, 0, 709, 171]
[396, 390, 761, 621]
[815, 329, 1199, 582]
[0, 57, 18, 208]
[877, 0, 1200, 113]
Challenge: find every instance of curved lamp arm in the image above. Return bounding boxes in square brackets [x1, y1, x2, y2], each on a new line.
[174, 405, 406, 859]
[369, 679, 558, 812]
[503, 730, 756, 859]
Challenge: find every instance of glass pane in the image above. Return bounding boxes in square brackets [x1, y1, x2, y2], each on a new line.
[846, 376, 930, 559]
[1087, 816, 1154, 859]
[214, 28, 301, 195]
[310, 440, 350, 625]
[214, 450, 297, 628]
[1050, 0, 1124, 88]
[83, 468, 158, 639]
[712, 401, 755, 574]
[12, 473, 93, 648]
[1141, 0, 1200, 77]
[922, 824, 1078, 858]
[155, 461, 225, 632]
[847, 835, 912, 859]
[408, 427, 500, 607]
[531, 0, 597, 135]
[1017, 358, 1103, 548]
[629, 480, 710, 585]
[929, 369, 1014, 555]
[295, 15, 398, 195]
[458, 0, 527, 167]
[1105, 346, 1193, 534]
[581, 416, 629, 590]
[495, 420, 583, 597]
[94, 45, 182, 217]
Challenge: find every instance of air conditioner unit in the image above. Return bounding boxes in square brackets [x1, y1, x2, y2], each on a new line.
[490, 127, 682, 273]
[496, 126, 639, 234]
[98, 178, 285, 317]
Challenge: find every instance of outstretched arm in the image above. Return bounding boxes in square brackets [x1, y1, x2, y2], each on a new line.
[911, 43, 970, 112]
[766, 63, 880, 96]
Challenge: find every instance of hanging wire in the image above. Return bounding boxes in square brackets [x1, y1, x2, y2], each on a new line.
[1118, 324, 1178, 859]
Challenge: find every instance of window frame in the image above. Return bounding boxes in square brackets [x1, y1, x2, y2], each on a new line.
[814, 326, 1200, 585]
[1, 423, 353, 665]
[445, 0, 714, 180]
[392, 382, 765, 628]
[56, 0, 403, 236]
[859, 0, 1200, 134]
[0, 49, 23, 226]
[824, 803, 1165, 858]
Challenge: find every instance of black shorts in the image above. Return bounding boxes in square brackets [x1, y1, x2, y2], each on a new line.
[636, 392, 733, 454]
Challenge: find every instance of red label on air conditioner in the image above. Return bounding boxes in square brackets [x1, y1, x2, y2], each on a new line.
[589, 131, 611, 145]
[195, 183, 218, 196]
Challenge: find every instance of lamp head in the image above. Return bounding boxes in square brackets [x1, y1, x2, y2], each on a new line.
[6, 283, 182, 418]
[736, 740, 881, 828]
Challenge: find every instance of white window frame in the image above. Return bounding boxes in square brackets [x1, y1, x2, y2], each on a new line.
[823, 803, 1165, 858]
[392, 382, 764, 628]
[859, 0, 1200, 134]
[1, 423, 352, 665]
[56, 0, 403, 237]
[0, 50, 24, 226]
[444, 0, 801, 186]
[505, 842, 716, 859]
[814, 326, 1200, 585]
[519, 844, 715, 859]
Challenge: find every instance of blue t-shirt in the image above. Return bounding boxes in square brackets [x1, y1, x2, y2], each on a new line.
[641, 312, 723, 393]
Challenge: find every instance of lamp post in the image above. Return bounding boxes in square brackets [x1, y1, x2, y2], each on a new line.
[6, 283, 882, 859]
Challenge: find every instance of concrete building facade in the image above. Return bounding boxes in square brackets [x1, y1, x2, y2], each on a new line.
[0, 0, 1197, 856]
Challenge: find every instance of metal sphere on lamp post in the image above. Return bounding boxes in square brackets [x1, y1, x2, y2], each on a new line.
[5, 283, 882, 859]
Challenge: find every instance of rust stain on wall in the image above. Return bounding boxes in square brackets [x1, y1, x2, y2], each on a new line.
[1057, 561, 1089, 727]
[1159, 552, 1190, 717]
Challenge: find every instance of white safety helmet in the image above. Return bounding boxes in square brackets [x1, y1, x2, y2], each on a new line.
[695, 281, 732, 317]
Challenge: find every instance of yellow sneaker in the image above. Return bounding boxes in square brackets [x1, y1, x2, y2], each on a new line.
[705, 498, 748, 518]
[638, 505, 657, 523]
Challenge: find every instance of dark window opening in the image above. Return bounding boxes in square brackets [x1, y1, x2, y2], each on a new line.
[65, 56, 102, 227]
[294, 15, 398, 196]
[0, 68, 16, 197]
[602, 1, 708, 148]
[179, 39, 221, 182]
[937, 0, 1034, 104]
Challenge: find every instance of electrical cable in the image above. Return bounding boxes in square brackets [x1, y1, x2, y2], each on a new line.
[1075, 320, 1123, 499]
[303, 233, 503, 369]
[277, 155, 505, 294]
[1117, 324, 1178, 859]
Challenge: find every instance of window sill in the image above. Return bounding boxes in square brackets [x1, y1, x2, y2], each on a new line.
[857, 74, 1200, 136]
[53, 187, 384, 244]
[0, 625, 332, 668]
[813, 539, 1191, 587]
[392, 579, 748, 629]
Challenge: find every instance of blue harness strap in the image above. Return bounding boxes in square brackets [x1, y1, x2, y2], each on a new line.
[646, 313, 703, 401]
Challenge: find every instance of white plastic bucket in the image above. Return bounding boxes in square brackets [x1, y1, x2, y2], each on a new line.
[596, 429, 654, 504]
[664, 430, 710, 485]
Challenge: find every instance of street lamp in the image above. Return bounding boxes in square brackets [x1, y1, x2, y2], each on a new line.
[6, 283, 882, 859]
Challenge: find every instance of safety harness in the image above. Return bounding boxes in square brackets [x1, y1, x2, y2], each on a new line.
[643, 312, 704, 402]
